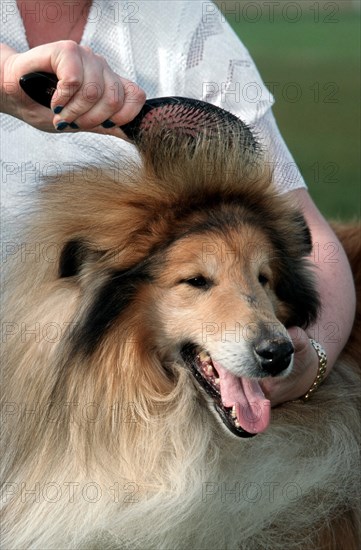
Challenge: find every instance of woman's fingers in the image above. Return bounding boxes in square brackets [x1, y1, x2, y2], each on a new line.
[2, 41, 146, 136]
[51, 47, 146, 131]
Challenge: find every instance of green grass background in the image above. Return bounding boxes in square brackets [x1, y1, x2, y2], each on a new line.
[222, 3, 360, 220]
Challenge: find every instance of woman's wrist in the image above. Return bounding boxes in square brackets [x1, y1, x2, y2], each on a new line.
[0, 44, 20, 115]
[299, 339, 328, 401]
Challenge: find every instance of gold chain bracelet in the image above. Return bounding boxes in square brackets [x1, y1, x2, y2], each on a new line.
[301, 339, 328, 402]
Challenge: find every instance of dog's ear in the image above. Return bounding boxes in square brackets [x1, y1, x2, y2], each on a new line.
[70, 259, 152, 357]
[59, 239, 101, 278]
[275, 212, 320, 328]
[277, 263, 320, 329]
[293, 212, 313, 256]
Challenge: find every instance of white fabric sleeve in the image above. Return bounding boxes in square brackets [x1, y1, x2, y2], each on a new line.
[172, 1, 307, 193]
[252, 110, 307, 193]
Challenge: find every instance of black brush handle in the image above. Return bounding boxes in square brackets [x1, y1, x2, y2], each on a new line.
[19, 72, 59, 108]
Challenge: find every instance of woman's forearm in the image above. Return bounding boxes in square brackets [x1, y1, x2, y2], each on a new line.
[292, 188, 356, 372]
[0, 43, 20, 115]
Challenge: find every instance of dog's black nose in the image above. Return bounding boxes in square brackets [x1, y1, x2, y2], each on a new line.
[254, 339, 294, 376]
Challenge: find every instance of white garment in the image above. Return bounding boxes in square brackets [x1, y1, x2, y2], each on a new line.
[0, 0, 306, 239]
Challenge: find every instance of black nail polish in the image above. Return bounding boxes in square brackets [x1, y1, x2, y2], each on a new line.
[101, 119, 116, 128]
[69, 122, 79, 129]
[53, 105, 64, 114]
[56, 121, 69, 131]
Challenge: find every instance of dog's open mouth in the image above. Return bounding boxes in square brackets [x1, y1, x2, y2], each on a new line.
[181, 344, 271, 438]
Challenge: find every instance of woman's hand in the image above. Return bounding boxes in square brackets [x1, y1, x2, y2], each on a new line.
[1, 41, 146, 138]
[260, 327, 320, 407]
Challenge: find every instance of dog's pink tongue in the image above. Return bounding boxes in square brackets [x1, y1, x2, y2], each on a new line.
[213, 361, 271, 433]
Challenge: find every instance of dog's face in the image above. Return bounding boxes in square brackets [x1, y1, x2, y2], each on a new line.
[134, 220, 294, 436]
[151, 226, 292, 377]
[58, 197, 317, 438]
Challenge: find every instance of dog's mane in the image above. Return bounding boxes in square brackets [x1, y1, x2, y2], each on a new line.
[1, 123, 360, 550]
[12, 126, 311, 274]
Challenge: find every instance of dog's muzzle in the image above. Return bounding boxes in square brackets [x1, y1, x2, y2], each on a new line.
[180, 343, 272, 438]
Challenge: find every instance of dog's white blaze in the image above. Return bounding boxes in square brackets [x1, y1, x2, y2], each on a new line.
[209, 340, 260, 378]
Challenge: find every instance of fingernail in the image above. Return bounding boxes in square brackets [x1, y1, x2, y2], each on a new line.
[56, 121, 69, 131]
[69, 122, 79, 129]
[101, 119, 116, 128]
[53, 105, 64, 114]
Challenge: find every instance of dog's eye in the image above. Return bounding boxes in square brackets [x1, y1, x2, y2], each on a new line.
[258, 273, 269, 286]
[182, 276, 211, 289]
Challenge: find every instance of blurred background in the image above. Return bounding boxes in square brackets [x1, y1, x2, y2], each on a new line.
[216, 0, 360, 220]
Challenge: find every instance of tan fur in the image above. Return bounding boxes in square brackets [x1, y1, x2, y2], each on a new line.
[1, 127, 360, 549]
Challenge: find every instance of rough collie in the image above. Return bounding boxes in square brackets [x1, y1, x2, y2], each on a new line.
[1, 108, 360, 549]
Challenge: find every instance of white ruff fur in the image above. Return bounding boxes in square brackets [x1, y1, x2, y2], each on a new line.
[1, 288, 360, 550]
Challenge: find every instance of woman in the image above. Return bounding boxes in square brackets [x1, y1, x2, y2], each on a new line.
[0, 0, 356, 406]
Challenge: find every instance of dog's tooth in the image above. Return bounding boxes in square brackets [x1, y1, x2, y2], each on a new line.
[199, 350, 211, 363]
[206, 365, 214, 376]
[214, 378, 220, 386]
[231, 405, 237, 419]
[234, 419, 240, 428]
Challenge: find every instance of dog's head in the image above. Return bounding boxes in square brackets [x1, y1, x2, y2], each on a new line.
[40, 109, 319, 439]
